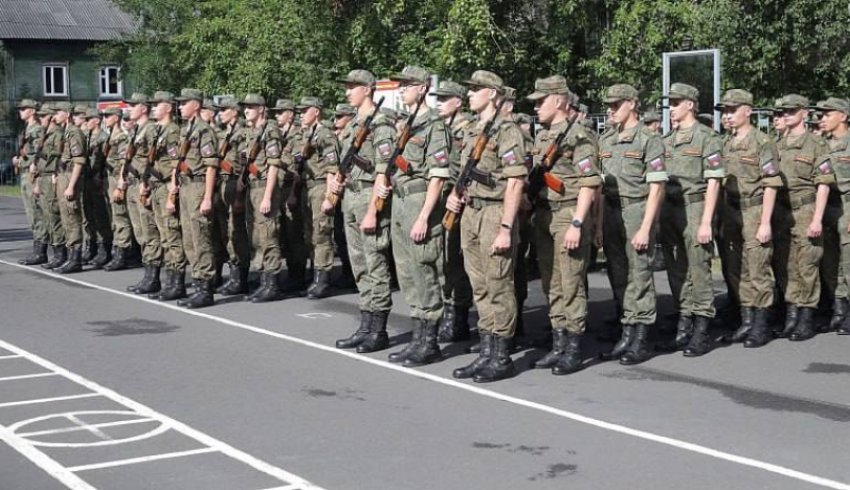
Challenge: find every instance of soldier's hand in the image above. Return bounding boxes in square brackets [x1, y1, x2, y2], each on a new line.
[360, 212, 377, 234]
[631, 227, 650, 252]
[321, 198, 335, 215]
[446, 192, 465, 214]
[563, 226, 581, 251]
[29, 163, 37, 175]
[63, 187, 74, 201]
[166, 196, 177, 215]
[200, 197, 213, 217]
[260, 197, 272, 215]
[594, 225, 604, 248]
[375, 181, 392, 199]
[51, 174, 57, 187]
[490, 228, 511, 256]
[697, 223, 713, 245]
[807, 220, 823, 239]
[286, 192, 298, 211]
[327, 175, 345, 195]
[756, 223, 772, 244]
[12, 156, 19, 167]
[32, 184, 41, 198]
[410, 217, 428, 244]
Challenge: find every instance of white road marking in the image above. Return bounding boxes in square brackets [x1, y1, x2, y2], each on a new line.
[0, 393, 100, 408]
[0, 354, 23, 360]
[17, 417, 156, 438]
[2, 259, 850, 490]
[0, 372, 58, 382]
[0, 334, 324, 489]
[67, 447, 218, 472]
[65, 414, 112, 441]
[297, 313, 333, 320]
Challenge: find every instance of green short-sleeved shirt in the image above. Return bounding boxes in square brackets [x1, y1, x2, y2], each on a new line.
[129, 120, 157, 177]
[61, 124, 87, 169]
[461, 115, 528, 200]
[778, 130, 835, 200]
[292, 122, 340, 180]
[723, 127, 782, 201]
[216, 122, 245, 176]
[599, 122, 668, 199]
[339, 112, 396, 182]
[151, 121, 180, 180]
[663, 122, 724, 198]
[828, 133, 850, 196]
[239, 120, 282, 175]
[40, 124, 63, 174]
[395, 108, 451, 185]
[105, 127, 129, 174]
[19, 122, 44, 170]
[532, 118, 601, 202]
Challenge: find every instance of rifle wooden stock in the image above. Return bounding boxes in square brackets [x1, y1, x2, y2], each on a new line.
[542, 171, 564, 193]
[441, 208, 459, 230]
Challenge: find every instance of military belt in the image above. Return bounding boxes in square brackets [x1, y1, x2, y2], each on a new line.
[393, 179, 428, 198]
[467, 197, 502, 210]
[536, 198, 578, 212]
[248, 178, 268, 188]
[345, 179, 373, 193]
[604, 194, 646, 207]
[179, 174, 208, 184]
[304, 179, 324, 190]
[726, 194, 763, 210]
[783, 193, 816, 208]
[666, 193, 705, 205]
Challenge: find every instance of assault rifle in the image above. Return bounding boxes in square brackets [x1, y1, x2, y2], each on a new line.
[526, 115, 578, 198]
[327, 97, 385, 207]
[375, 90, 428, 212]
[114, 125, 139, 203]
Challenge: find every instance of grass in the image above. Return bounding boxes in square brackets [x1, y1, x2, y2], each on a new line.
[0, 183, 22, 198]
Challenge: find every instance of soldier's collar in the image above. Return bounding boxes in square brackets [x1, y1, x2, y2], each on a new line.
[616, 123, 639, 143]
[783, 131, 809, 148]
[674, 125, 695, 145]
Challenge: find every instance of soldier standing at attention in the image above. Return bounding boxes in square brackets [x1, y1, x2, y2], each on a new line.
[38, 104, 69, 270]
[331, 70, 397, 353]
[446, 70, 528, 383]
[718, 89, 782, 348]
[597, 84, 667, 365]
[434, 80, 474, 342]
[15, 99, 48, 266]
[526, 75, 600, 375]
[174, 88, 220, 308]
[660, 83, 725, 356]
[293, 96, 341, 299]
[378, 66, 450, 367]
[774, 94, 834, 341]
[83, 109, 114, 269]
[240, 94, 285, 303]
[102, 108, 135, 271]
[815, 98, 850, 335]
[53, 102, 88, 274]
[330, 103, 357, 290]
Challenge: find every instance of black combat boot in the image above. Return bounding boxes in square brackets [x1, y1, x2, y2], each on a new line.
[789, 307, 816, 341]
[439, 305, 471, 342]
[453, 333, 493, 379]
[307, 270, 332, 299]
[838, 314, 850, 335]
[403, 319, 442, 367]
[552, 333, 583, 375]
[42, 245, 67, 270]
[212, 262, 224, 289]
[181, 279, 215, 309]
[251, 271, 281, 303]
[90, 241, 112, 269]
[103, 247, 128, 271]
[777, 304, 798, 338]
[673, 314, 694, 350]
[732, 307, 755, 342]
[281, 264, 308, 295]
[81, 238, 98, 264]
[336, 311, 372, 349]
[148, 268, 171, 300]
[127, 265, 151, 293]
[473, 335, 515, 383]
[744, 309, 772, 348]
[56, 247, 83, 274]
[20, 241, 48, 266]
[135, 266, 161, 295]
[683, 316, 713, 357]
[601, 325, 635, 360]
[515, 301, 526, 339]
[827, 298, 847, 333]
[388, 319, 422, 363]
[356, 310, 390, 353]
[620, 324, 653, 365]
[159, 270, 187, 301]
[534, 329, 568, 369]
[218, 264, 249, 295]
[466, 336, 482, 354]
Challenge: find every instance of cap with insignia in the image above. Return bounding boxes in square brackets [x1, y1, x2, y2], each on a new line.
[338, 69, 376, 86]
[643, 110, 661, 123]
[84, 108, 100, 119]
[123, 92, 148, 105]
[296, 96, 324, 110]
[202, 98, 215, 110]
[214, 96, 240, 110]
[434, 80, 466, 99]
[390, 65, 430, 85]
[36, 103, 55, 116]
[667, 83, 699, 101]
[462, 70, 506, 94]
[716, 89, 753, 108]
[334, 103, 356, 117]
[239, 93, 267, 107]
[603, 84, 639, 103]
[815, 97, 850, 116]
[526, 75, 571, 101]
[16, 99, 39, 110]
[54, 101, 72, 113]
[175, 88, 204, 102]
[100, 107, 122, 117]
[149, 91, 176, 104]
[72, 104, 88, 115]
[776, 94, 810, 110]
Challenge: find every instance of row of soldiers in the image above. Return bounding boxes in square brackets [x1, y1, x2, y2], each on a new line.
[12, 67, 850, 383]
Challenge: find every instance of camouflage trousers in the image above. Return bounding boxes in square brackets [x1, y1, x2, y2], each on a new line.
[821, 204, 843, 302]
[438, 219, 473, 308]
[150, 181, 186, 272]
[773, 201, 823, 308]
[55, 169, 84, 249]
[660, 199, 715, 318]
[107, 175, 134, 249]
[835, 202, 850, 302]
[603, 197, 657, 325]
[279, 177, 308, 276]
[534, 202, 591, 334]
[720, 202, 774, 309]
[461, 201, 518, 338]
[180, 180, 217, 280]
[20, 172, 47, 243]
[213, 176, 250, 267]
[247, 178, 282, 273]
[303, 181, 335, 271]
[342, 182, 393, 313]
[36, 174, 65, 247]
[390, 184, 444, 323]
[82, 174, 113, 245]
[126, 178, 162, 266]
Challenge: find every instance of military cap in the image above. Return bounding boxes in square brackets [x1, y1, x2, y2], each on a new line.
[53, 101, 72, 113]
[175, 88, 204, 102]
[697, 113, 714, 125]
[526, 75, 571, 101]
[100, 107, 122, 117]
[578, 103, 589, 114]
[514, 113, 532, 125]
[214, 95, 240, 110]
[123, 92, 148, 105]
[643, 110, 661, 123]
[296, 96, 324, 110]
[149, 91, 176, 104]
[776, 94, 810, 110]
[267, 98, 295, 112]
[667, 83, 699, 101]
[202, 98, 215, 110]
[16, 99, 39, 109]
[815, 97, 850, 115]
[603, 84, 639, 103]
[36, 103, 55, 116]
[504, 87, 517, 101]
[334, 103, 356, 116]
[390, 65, 430, 85]
[338, 69, 376, 86]
[434, 80, 466, 99]
[72, 104, 89, 115]
[239, 93, 266, 106]
[716, 89, 753, 108]
[83, 108, 100, 119]
[771, 98, 784, 113]
[462, 70, 505, 94]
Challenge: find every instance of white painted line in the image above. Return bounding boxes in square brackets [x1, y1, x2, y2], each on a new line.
[0, 372, 59, 382]
[0, 425, 96, 490]
[17, 417, 157, 438]
[65, 414, 112, 441]
[2, 259, 849, 490]
[259, 486, 302, 490]
[297, 313, 333, 320]
[67, 447, 218, 472]
[0, 354, 23, 360]
[0, 393, 99, 408]
[0, 335, 324, 489]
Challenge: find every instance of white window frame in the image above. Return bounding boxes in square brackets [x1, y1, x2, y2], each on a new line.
[43, 64, 68, 97]
[99, 65, 123, 98]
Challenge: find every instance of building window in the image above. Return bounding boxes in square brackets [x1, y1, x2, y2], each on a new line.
[99, 66, 122, 98]
[43, 64, 68, 97]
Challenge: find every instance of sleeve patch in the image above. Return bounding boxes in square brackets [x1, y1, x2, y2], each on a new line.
[501, 149, 518, 165]
[326, 151, 338, 163]
[70, 143, 82, 157]
[378, 143, 392, 157]
[167, 144, 178, 158]
[433, 149, 448, 165]
[762, 160, 778, 176]
[576, 158, 592, 174]
[648, 157, 665, 172]
[201, 143, 215, 158]
[265, 143, 280, 158]
[818, 160, 833, 175]
[707, 153, 722, 168]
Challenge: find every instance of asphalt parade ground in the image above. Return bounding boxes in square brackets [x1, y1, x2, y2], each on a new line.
[0, 194, 849, 490]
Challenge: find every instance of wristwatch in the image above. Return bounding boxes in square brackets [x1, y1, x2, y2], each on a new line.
[571, 218, 582, 228]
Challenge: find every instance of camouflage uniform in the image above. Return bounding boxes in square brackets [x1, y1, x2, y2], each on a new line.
[104, 115, 134, 265]
[37, 107, 67, 265]
[81, 113, 114, 263]
[15, 101, 48, 263]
